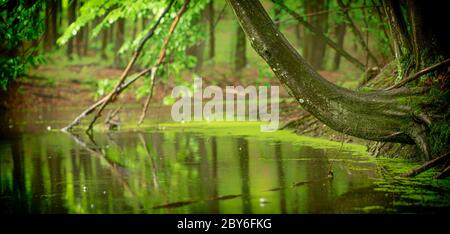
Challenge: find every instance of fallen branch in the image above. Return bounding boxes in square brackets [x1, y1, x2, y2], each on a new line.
[61, 68, 152, 131]
[385, 58, 450, 90]
[402, 151, 450, 177]
[82, 0, 175, 132]
[138, 0, 191, 125]
[435, 165, 450, 179]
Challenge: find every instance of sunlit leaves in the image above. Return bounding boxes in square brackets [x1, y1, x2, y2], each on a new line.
[0, 0, 45, 89]
[59, 0, 210, 98]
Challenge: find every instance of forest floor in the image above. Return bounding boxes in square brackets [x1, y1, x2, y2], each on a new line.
[1, 61, 348, 111]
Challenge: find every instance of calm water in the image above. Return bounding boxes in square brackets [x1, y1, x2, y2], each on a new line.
[1, 108, 450, 214]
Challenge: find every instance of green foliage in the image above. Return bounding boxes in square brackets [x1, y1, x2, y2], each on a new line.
[94, 79, 116, 100]
[59, 0, 209, 99]
[0, 0, 45, 89]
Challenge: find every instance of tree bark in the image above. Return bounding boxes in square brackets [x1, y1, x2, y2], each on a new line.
[227, 0, 432, 154]
[382, 0, 412, 60]
[407, 0, 427, 69]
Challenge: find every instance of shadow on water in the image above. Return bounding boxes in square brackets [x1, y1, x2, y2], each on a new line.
[1, 121, 450, 213]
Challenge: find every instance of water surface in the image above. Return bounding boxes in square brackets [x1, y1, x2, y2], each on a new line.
[1, 108, 449, 214]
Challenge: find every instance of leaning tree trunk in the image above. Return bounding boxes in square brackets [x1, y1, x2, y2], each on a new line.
[227, 0, 433, 159]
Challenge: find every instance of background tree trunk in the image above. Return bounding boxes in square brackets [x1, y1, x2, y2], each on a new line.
[187, 8, 207, 72]
[303, 0, 328, 70]
[234, 23, 247, 74]
[83, 23, 89, 56]
[208, 0, 215, 60]
[44, 0, 58, 51]
[101, 26, 108, 60]
[114, 18, 125, 68]
[75, 1, 84, 57]
[333, 22, 346, 71]
[337, 0, 379, 67]
[67, 0, 77, 60]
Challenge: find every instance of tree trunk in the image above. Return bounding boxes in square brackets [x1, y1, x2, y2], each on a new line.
[208, 0, 215, 60]
[83, 23, 89, 56]
[75, 1, 84, 57]
[234, 23, 247, 74]
[67, 0, 77, 60]
[101, 26, 108, 59]
[382, 0, 412, 63]
[228, 0, 434, 158]
[76, 26, 84, 57]
[332, 22, 346, 71]
[275, 0, 365, 71]
[44, 0, 58, 51]
[337, 0, 379, 67]
[114, 18, 125, 68]
[303, 0, 328, 70]
[186, 7, 208, 72]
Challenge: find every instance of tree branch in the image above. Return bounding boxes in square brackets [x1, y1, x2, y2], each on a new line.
[137, 0, 191, 125]
[385, 58, 450, 90]
[273, 0, 365, 71]
[83, 0, 175, 132]
[402, 151, 450, 177]
[337, 0, 380, 67]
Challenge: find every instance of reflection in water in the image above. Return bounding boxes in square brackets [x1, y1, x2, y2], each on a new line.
[237, 138, 252, 213]
[274, 142, 287, 213]
[0, 128, 450, 214]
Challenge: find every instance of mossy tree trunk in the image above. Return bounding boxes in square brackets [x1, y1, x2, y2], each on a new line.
[227, 0, 449, 160]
